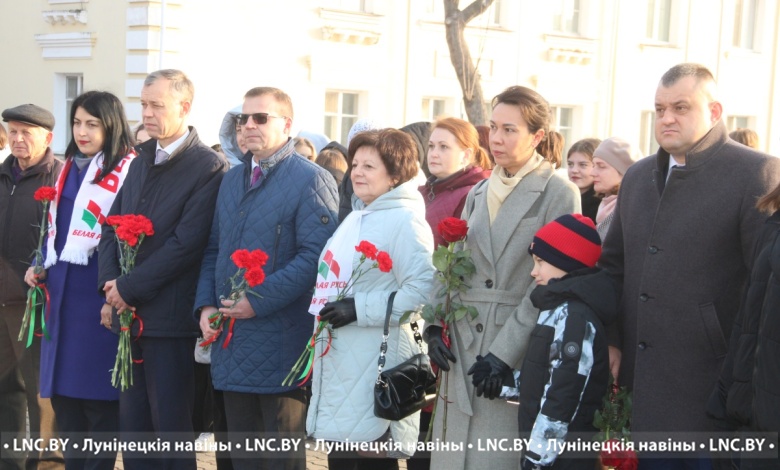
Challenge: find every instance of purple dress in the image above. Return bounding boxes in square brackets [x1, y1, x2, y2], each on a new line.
[39, 160, 120, 401]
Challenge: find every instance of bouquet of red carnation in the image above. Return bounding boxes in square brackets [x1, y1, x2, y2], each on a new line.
[18, 186, 57, 347]
[199, 248, 268, 349]
[105, 214, 154, 391]
[413, 217, 477, 440]
[594, 378, 637, 470]
[283, 240, 392, 387]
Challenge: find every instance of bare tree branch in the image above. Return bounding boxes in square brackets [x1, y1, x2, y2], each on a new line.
[443, 0, 495, 124]
[462, 0, 491, 23]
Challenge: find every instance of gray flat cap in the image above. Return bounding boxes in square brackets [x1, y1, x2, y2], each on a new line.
[2, 104, 55, 131]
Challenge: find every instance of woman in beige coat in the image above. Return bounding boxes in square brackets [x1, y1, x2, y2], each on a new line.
[425, 86, 580, 470]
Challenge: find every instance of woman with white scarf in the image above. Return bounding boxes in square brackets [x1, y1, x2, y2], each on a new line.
[590, 137, 640, 239]
[307, 129, 434, 470]
[24, 91, 136, 470]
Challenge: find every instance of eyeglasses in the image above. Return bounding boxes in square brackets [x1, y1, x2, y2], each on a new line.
[236, 113, 287, 126]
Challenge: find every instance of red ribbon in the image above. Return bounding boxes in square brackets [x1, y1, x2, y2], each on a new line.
[440, 319, 451, 348]
[222, 317, 236, 349]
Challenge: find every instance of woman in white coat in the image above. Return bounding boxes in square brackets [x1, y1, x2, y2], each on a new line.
[306, 129, 435, 470]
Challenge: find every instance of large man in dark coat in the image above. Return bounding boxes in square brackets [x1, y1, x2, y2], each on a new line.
[0, 104, 64, 470]
[98, 69, 226, 470]
[599, 63, 780, 468]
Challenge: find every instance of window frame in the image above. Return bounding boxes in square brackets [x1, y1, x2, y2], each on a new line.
[53, 73, 83, 154]
[552, 0, 581, 35]
[645, 0, 672, 43]
[324, 90, 361, 145]
[640, 110, 660, 157]
[550, 105, 576, 160]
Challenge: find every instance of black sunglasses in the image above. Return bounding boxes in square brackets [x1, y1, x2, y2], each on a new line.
[236, 113, 286, 125]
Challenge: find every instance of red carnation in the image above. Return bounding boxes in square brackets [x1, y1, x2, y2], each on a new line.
[376, 251, 393, 273]
[33, 186, 57, 202]
[248, 249, 269, 267]
[438, 217, 469, 244]
[106, 215, 124, 227]
[244, 267, 266, 287]
[356, 240, 378, 260]
[111, 214, 154, 247]
[231, 249, 251, 269]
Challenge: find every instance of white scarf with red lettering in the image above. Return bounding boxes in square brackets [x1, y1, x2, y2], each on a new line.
[309, 210, 370, 315]
[44, 151, 135, 268]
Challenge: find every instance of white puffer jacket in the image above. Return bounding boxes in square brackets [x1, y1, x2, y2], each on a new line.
[306, 180, 435, 458]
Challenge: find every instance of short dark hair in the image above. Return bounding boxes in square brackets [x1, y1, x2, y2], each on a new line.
[145, 69, 194, 103]
[348, 129, 418, 186]
[244, 87, 294, 120]
[66, 91, 134, 184]
[660, 63, 715, 87]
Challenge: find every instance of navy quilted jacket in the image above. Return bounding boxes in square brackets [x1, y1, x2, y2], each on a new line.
[196, 139, 338, 393]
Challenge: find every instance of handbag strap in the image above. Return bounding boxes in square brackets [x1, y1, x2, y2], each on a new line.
[377, 291, 425, 376]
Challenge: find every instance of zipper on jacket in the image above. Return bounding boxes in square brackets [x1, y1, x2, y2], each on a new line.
[10, 185, 15, 195]
[271, 224, 282, 271]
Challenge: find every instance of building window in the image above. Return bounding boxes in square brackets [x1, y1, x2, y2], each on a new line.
[486, 0, 502, 26]
[551, 106, 574, 158]
[553, 0, 581, 34]
[324, 91, 359, 145]
[733, 0, 759, 50]
[727, 115, 754, 131]
[329, 0, 369, 12]
[640, 111, 659, 156]
[52, 73, 83, 153]
[422, 98, 446, 121]
[646, 0, 671, 42]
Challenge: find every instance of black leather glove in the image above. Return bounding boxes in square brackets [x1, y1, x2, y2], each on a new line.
[423, 325, 456, 371]
[319, 298, 357, 329]
[467, 353, 513, 399]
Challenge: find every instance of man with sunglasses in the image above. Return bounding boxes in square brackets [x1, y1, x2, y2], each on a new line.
[98, 69, 227, 470]
[195, 87, 338, 470]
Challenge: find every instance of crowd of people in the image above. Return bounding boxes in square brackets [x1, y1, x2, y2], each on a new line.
[1, 61, 779, 470]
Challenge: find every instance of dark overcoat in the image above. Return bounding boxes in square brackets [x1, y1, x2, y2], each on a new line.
[599, 121, 780, 432]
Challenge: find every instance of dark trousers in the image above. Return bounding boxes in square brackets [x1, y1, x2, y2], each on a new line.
[50, 395, 118, 470]
[222, 389, 306, 470]
[119, 336, 195, 470]
[212, 388, 234, 470]
[0, 313, 26, 470]
[192, 362, 214, 436]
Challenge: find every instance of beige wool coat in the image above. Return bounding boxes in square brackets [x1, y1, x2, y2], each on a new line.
[430, 160, 580, 470]
[599, 121, 780, 433]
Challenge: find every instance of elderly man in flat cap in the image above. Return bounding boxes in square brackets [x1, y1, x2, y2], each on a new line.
[0, 104, 64, 470]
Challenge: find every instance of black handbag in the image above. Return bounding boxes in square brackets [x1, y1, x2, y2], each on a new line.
[374, 291, 438, 421]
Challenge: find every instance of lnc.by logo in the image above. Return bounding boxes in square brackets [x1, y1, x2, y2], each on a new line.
[82, 200, 106, 229]
[317, 250, 340, 279]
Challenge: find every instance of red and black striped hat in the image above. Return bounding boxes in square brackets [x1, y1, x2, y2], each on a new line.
[528, 214, 602, 272]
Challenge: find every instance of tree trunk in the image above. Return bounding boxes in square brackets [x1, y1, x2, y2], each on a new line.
[443, 0, 495, 125]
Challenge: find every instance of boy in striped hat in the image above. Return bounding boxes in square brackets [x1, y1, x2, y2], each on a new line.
[518, 214, 619, 469]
